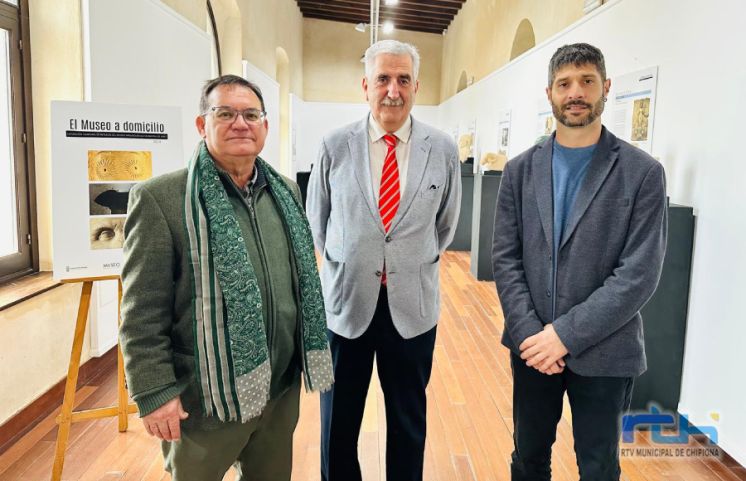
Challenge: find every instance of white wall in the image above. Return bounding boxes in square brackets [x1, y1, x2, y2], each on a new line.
[292, 100, 440, 173]
[243, 60, 281, 173]
[436, 0, 746, 464]
[0, 284, 85, 425]
[81, 0, 212, 355]
[83, 0, 211, 158]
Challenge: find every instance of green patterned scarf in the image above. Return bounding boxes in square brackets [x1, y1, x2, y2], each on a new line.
[183, 141, 333, 422]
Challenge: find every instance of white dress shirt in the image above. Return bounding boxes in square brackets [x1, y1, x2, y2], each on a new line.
[368, 114, 412, 198]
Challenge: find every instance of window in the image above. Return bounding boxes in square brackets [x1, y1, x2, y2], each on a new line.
[0, 0, 36, 283]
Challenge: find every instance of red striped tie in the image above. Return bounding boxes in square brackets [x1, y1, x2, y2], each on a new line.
[379, 134, 400, 233]
[379, 134, 399, 285]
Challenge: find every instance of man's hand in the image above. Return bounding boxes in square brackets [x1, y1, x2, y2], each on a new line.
[543, 358, 566, 375]
[519, 324, 569, 374]
[142, 396, 189, 441]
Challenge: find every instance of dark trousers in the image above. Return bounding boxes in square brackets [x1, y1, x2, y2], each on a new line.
[510, 352, 633, 481]
[320, 287, 437, 481]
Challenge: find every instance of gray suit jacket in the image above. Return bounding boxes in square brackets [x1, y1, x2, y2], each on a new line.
[492, 127, 667, 377]
[307, 116, 461, 339]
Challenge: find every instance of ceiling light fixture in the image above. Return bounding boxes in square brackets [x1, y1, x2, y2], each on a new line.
[384, 0, 399, 5]
[354, 21, 395, 35]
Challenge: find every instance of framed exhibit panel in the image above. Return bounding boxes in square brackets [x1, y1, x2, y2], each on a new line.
[479, 109, 511, 173]
[608, 66, 659, 154]
[51, 101, 183, 280]
[536, 97, 555, 143]
[497, 109, 512, 159]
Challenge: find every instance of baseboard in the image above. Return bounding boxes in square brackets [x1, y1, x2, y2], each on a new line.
[88, 336, 118, 357]
[0, 347, 117, 455]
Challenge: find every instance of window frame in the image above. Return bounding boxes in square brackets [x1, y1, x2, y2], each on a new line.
[0, 0, 37, 284]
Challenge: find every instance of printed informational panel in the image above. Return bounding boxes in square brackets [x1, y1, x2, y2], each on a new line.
[51, 101, 184, 280]
[497, 109, 512, 159]
[479, 109, 511, 172]
[536, 97, 556, 143]
[608, 66, 659, 153]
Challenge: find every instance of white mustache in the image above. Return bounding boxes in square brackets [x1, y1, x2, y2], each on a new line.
[381, 98, 404, 107]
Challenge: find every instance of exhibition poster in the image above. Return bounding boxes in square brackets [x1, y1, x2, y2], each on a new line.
[480, 110, 510, 173]
[497, 109, 512, 159]
[536, 97, 555, 144]
[608, 66, 659, 154]
[51, 101, 184, 280]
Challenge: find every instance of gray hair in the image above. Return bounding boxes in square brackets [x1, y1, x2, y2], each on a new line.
[364, 40, 420, 80]
[547, 43, 606, 87]
[199, 74, 266, 114]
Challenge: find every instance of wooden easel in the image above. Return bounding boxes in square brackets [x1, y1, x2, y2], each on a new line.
[50, 276, 138, 481]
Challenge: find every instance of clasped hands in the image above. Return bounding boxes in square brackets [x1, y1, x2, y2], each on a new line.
[519, 324, 569, 375]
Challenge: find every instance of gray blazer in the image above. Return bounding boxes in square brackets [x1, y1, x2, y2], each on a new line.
[492, 127, 667, 377]
[307, 116, 461, 339]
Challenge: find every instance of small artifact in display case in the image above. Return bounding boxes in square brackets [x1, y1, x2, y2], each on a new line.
[458, 133, 474, 162]
[480, 151, 507, 172]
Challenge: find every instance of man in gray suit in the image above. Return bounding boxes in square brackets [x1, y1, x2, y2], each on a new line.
[307, 39, 461, 481]
[492, 43, 667, 481]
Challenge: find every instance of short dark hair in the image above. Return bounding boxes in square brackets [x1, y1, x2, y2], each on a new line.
[199, 74, 266, 114]
[547, 43, 606, 87]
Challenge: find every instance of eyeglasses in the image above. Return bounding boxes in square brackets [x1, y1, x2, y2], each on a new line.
[207, 106, 267, 125]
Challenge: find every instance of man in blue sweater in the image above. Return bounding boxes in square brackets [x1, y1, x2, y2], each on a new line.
[492, 44, 667, 480]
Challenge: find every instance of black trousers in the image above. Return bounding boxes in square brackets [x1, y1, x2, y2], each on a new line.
[510, 352, 634, 481]
[320, 287, 437, 481]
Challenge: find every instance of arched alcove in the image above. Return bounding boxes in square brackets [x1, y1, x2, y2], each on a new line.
[510, 19, 536, 60]
[276, 47, 291, 175]
[456, 70, 468, 93]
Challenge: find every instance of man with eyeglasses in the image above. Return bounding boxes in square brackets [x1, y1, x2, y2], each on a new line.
[120, 75, 333, 481]
[307, 39, 461, 481]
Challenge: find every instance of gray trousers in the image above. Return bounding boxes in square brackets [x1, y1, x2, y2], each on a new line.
[162, 379, 301, 481]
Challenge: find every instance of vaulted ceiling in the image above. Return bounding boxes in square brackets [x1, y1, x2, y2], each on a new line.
[295, 0, 467, 35]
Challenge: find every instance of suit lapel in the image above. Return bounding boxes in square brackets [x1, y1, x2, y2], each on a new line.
[391, 118, 430, 232]
[559, 127, 620, 250]
[348, 118, 384, 233]
[532, 137, 554, 251]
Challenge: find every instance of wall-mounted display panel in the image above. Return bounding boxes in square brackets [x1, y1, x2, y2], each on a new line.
[51, 101, 183, 280]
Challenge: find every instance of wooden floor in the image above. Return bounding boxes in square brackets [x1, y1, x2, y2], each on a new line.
[1, 251, 744, 481]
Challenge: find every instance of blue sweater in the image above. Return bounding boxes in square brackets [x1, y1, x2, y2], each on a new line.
[551, 140, 596, 321]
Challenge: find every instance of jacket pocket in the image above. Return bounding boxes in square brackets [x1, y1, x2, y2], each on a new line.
[420, 182, 444, 199]
[419, 255, 440, 318]
[322, 249, 345, 315]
